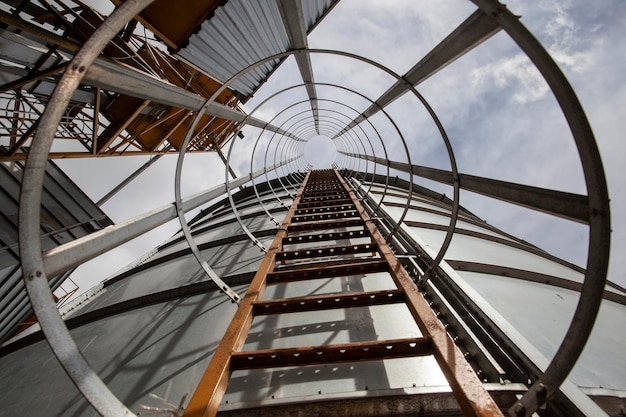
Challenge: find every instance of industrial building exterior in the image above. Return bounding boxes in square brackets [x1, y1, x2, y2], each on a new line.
[0, 1, 623, 417]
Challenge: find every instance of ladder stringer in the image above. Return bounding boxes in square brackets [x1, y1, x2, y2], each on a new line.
[182, 171, 312, 417]
[334, 169, 503, 417]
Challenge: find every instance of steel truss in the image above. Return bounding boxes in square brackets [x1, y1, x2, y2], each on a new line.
[0, 0, 242, 161]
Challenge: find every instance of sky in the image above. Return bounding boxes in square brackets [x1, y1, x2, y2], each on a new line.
[56, 0, 626, 299]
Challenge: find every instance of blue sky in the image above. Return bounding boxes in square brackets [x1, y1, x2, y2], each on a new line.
[57, 0, 626, 297]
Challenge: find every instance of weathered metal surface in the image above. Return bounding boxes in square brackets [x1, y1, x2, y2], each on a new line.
[277, 242, 377, 261]
[114, 0, 225, 50]
[267, 259, 389, 284]
[286, 218, 364, 232]
[294, 203, 355, 215]
[283, 229, 369, 245]
[252, 289, 405, 315]
[218, 386, 523, 417]
[295, 198, 354, 209]
[232, 337, 433, 369]
[359, 180, 611, 417]
[291, 210, 359, 223]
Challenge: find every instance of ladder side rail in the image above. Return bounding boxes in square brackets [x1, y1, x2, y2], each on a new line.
[182, 171, 312, 417]
[334, 169, 504, 417]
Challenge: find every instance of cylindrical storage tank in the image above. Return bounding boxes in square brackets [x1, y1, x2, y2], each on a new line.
[0, 173, 623, 417]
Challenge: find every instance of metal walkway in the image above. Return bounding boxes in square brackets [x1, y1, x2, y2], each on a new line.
[183, 169, 504, 417]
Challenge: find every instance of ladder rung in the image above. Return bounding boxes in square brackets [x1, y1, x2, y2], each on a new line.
[283, 229, 370, 246]
[302, 188, 344, 197]
[304, 183, 337, 189]
[287, 218, 363, 233]
[300, 195, 350, 204]
[292, 210, 359, 224]
[267, 259, 389, 283]
[252, 289, 404, 315]
[277, 242, 377, 261]
[295, 204, 355, 215]
[296, 199, 353, 209]
[232, 337, 433, 370]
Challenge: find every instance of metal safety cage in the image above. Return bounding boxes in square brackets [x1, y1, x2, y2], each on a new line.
[7, 1, 613, 417]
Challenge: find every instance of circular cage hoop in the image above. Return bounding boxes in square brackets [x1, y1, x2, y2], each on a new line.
[17, 1, 156, 416]
[470, 1, 611, 416]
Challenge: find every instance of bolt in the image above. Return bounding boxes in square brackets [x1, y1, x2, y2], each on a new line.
[28, 270, 42, 281]
[513, 402, 525, 416]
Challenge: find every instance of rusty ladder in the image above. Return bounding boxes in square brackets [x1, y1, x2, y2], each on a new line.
[183, 169, 503, 417]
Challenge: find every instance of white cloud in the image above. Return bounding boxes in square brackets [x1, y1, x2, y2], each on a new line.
[472, 54, 550, 103]
[550, 49, 593, 73]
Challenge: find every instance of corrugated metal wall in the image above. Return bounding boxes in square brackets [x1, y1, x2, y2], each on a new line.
[177, 0, 335, 98]
[0, 160, 113, 344]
